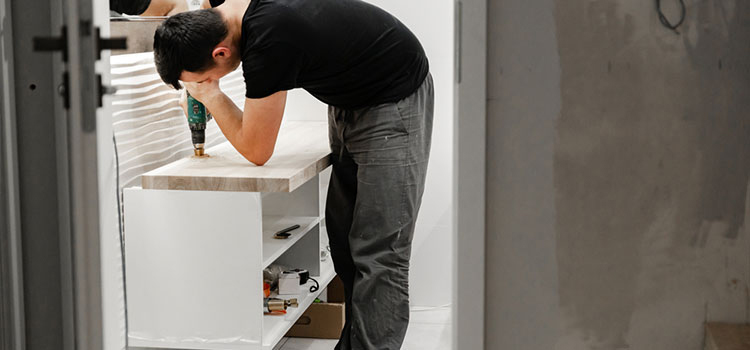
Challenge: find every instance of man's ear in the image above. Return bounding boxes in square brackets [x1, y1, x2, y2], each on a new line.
[212, 46, 231, 61]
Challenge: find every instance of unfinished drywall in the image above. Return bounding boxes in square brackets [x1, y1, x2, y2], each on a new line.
[486, 1, 750, 349]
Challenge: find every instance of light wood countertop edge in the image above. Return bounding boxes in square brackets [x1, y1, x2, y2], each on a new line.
[140, 153, 332, 193]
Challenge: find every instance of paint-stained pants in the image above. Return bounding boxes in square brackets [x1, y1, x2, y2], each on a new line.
[325, 74, 434, 350]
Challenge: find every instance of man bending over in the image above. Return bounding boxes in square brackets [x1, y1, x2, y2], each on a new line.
[153, 1, 433, 348]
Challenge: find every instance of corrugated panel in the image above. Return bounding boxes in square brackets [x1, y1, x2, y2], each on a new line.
[110, 52, 245, 189]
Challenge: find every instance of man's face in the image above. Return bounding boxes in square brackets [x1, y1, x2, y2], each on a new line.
[180, 63, 231, 85]
[179, 55, 240, 84]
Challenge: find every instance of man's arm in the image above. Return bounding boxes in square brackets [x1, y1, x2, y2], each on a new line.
[141, 0, 188, 16]
[185, 81, 286, 166]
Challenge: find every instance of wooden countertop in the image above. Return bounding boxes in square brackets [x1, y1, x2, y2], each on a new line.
[141, 121, 331, 192]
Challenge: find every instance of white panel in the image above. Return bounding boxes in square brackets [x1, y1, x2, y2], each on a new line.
[283, 89, 327, 122]
[124, 188, 264, 349]
[98, 5, 126, 350]
[275, 224, 321, 277]
[262, 216, 320, 268]
[261, 173, 319, 217]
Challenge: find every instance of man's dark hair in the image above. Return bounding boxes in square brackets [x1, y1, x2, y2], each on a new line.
[153, 9, 229, 89]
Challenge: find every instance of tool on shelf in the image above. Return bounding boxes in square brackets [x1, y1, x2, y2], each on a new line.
[273, 224, 300, 239]
[264, 297, 298, 315]
[186, 91, 210, 157]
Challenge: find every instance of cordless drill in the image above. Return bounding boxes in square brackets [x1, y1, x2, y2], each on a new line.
[186, 91, 208, 157]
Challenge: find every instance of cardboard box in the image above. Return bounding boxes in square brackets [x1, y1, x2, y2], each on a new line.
[285, 302, 345, 339]
[327, 275, 345, 303]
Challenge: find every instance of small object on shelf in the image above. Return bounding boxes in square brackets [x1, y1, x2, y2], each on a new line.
[273, 224, 300, 239]
[264, 297, 299, 315]
[279, 271, 301, 295]
[290, 268, 310, 284]
[281, 269, 319, 293]
[264, 264, 289, 288]
[263, 282, 271, 298]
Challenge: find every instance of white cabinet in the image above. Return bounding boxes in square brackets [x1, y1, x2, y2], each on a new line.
[123, 122, 334, 350]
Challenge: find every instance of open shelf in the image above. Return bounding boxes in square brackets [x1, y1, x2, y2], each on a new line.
[262, 216, 320, 268]
[124, 160, 331, 350]
[261, 260, 336, 350]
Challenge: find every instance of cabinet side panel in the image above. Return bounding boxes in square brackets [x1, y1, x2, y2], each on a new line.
[123, 188, 263, 349]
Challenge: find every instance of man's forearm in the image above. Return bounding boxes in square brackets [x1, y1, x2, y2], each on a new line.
[185, 85, 286, 165]
[201, 93, 257, 162]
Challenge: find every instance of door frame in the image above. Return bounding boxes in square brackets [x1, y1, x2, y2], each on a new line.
[453, 0, 487, 349]
[63, 0, 105, 346]
[0, 0, 25, 347]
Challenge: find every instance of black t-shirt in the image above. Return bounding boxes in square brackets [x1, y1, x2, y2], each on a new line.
[239, 0, 429, 110]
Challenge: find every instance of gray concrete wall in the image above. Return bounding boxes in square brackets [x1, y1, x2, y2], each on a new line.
[486, 1, 750, 349]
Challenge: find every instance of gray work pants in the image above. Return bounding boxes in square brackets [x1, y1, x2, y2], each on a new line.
[325, 73, 434, 350]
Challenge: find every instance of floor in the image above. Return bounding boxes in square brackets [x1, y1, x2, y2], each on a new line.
[274, 307, 451, 350]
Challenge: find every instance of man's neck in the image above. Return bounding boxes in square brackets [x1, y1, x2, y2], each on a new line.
[216, 0, 252, 50]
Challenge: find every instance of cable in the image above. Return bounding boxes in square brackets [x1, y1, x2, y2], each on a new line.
[309, 277, 320, 293]
[113, 133, 129, 348]
[656, 0, 686, 33]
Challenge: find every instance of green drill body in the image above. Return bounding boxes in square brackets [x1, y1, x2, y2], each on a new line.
[186, 92, 207, 156]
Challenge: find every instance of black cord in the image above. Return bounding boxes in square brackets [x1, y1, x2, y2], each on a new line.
[657, 0, 686, 33]
[309, 277, 319, 293]
[113, 133, 129, 347]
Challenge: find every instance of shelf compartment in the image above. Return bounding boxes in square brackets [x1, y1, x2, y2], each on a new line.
[262, 216, 320, 269]
[261, 260, 337, 350]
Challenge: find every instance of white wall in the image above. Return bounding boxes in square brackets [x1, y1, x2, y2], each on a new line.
[283, 0, 455, 307]
[374, 0, 454, 309]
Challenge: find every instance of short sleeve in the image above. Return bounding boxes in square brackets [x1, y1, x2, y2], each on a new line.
[242, 42, 305, 99]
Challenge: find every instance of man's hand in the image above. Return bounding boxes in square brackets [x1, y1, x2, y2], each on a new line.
[178, 89, 212, 121]
[183, 79, 222, 104]
[179, 80, 220, 120]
